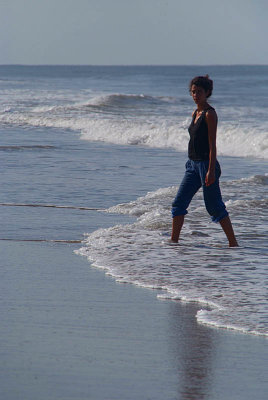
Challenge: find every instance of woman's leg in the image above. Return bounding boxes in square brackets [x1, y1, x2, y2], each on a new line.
[201, 162, 238, 247]
[171, 215, 184, 242]
[171, 160, 201, 242]
[219, 216, 238, 247]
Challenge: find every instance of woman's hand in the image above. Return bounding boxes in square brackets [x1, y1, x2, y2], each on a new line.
[205, 170, 215, 186]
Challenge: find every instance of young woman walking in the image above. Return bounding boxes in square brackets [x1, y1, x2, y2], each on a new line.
[171, 75, 238, 247]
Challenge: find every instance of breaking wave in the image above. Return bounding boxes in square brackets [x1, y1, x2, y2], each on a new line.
[1, 91, 267, 159]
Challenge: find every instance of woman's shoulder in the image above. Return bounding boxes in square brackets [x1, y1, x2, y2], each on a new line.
[205, 106, 217, 120]
[205, 107, 218, 126]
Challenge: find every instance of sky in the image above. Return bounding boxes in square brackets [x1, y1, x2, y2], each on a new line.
[0, 0, 267, 65]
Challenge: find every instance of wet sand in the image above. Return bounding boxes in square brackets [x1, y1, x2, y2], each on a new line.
[0, 240, 267, 400]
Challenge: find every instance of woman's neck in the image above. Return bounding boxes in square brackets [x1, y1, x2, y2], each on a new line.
[196, 102, 210, 111]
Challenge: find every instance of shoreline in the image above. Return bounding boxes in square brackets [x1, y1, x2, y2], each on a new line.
[81, 249, 268, 339]
[1, 240, 267, 400]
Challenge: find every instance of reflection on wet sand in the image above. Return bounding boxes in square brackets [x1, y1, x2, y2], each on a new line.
[168, 302, 215, 400]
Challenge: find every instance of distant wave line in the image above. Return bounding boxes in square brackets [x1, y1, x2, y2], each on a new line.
[0, 238, 82, 243]
[0, 203, 104, 211]
[0, 145, 56, 150]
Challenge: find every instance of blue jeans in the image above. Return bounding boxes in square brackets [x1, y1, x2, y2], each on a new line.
[172, 159, 228, 223]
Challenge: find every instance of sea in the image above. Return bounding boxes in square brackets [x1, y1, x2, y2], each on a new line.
[0, 65, 267, 337]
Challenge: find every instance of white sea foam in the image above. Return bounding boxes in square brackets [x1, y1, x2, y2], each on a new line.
[1, 109, 267, 159]
[76, 174, 268, 337]
[0, 90, 267, 159]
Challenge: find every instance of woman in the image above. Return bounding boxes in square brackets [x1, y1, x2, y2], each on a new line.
[171, 75, 238, 247]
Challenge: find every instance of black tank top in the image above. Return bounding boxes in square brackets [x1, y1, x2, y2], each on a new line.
[188, 106, 215, 161]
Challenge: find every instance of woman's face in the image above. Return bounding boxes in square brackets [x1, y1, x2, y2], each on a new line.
[190, 84, 208, 105]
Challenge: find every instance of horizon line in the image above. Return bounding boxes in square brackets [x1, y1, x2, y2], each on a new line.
[0, 63, 267, 67]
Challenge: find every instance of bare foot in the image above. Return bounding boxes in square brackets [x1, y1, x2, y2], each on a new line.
[229, 241, 239, 247]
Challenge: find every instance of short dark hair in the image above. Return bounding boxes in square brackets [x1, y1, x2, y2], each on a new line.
[189, 75, 213, 98]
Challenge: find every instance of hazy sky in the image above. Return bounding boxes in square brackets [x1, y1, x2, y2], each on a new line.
[0, 0, 267, 65]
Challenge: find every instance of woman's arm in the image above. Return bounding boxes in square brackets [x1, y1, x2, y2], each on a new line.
[205, 109, 218, 186]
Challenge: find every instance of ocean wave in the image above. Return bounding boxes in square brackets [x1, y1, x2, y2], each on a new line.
[30, 93, 178, 116]
[0, 145, 56, 151]
[225, 198, 268, 210]
[85, 93, 176, 108]
[107, 175, 268, 218]
[240, 174, 268, 185]
[1, 92, 267, 159]
[220, 174, 268, 187]
[3, 111, 267, 159]
[107, 186, 175, 216]
[216, 125, 268, 159]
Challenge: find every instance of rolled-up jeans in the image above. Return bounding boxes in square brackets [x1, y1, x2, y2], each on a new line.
[171, 159, 228, 223]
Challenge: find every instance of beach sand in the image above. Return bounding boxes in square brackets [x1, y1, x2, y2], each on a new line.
[1, 240, 267, 400]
